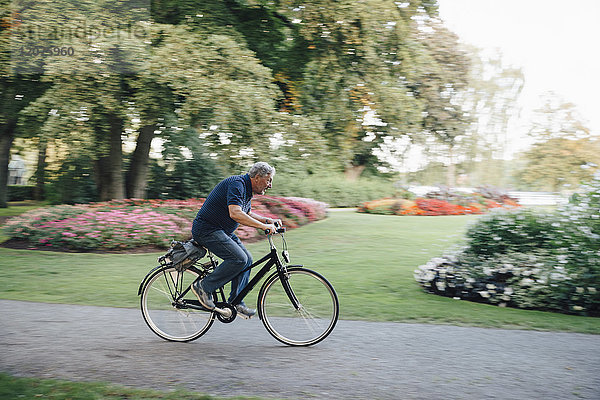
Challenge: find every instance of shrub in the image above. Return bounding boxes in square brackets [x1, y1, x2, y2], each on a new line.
[146, 155, 224, 200]
[45, 156, 98, 204]
[269, 173, 394, 207]
[2, 196, 328, 251]
[414, 175, 600, 316]
[7, 185, 35, 201]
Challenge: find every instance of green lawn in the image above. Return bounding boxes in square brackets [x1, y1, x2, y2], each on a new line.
[0, 200, 47, 218]
[0, 209, 598, 334]
[0, 373, 264, 400]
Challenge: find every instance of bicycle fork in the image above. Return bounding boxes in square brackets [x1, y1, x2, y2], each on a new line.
[278, 266, 302, 310]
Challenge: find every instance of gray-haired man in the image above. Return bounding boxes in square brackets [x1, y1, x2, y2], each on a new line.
[191, 162, 281, 318]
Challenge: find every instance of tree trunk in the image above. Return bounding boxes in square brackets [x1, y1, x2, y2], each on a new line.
[94, 115, 125, 201]
[446, 146, 456, 187]
[126, 124, 156, 199]
[34, 137, 47, 201]
[108, 115, 125, 200]
[0, 120, 16, 208]
[344, 164, 366, 181]
[446, 162, 456, 187]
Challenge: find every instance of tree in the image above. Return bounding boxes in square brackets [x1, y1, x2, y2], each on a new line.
[464, 48, 524, 159]
[3, 0, 480, 203]
[459, 47, 524, 187]
[413, 19, 472, 186]
[227, 0, 447, 179]
[517, 137, 600, 191]
[516, 94, 599, 191]
[13, 0, 173, 201]
[0, 1, 50, 206]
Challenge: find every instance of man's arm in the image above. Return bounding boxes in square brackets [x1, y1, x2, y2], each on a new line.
[229, 205, 277, 232]
[249, 211, 282, 226]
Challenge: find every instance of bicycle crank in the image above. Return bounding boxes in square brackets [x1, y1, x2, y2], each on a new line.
[214, 302, 236, 323]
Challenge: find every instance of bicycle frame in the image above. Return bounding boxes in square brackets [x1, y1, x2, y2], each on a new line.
[232, 234, 303, 310]
[140, 234, 303, 315]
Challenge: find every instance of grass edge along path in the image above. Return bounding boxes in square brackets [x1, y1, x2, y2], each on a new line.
[0, 209, 598, 334]
[0, 373, 269, 400]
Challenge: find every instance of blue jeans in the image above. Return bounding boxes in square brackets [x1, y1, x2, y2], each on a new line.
[192, 229, 252, 303]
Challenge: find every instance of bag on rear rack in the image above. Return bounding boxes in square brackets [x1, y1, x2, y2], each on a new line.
[158, 240, 207, 272]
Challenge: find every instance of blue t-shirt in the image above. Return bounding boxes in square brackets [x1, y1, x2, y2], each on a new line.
[192, 174, 253, 236]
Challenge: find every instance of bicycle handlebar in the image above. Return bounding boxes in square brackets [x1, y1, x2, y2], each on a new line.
[264, 221, 286, 235]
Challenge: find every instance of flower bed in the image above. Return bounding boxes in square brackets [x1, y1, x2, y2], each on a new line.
[358, 189, 519, 216]
[1, 196, 328, 251]
[414, 177, 600, 317]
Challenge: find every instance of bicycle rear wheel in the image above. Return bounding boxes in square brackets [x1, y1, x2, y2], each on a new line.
[140, 266, 215, 342]
[258, 267, 339, 346]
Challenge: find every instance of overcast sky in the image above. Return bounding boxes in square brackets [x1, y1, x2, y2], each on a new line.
[437, 0, 600, 143]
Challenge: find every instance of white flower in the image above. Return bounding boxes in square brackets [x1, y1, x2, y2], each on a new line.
[589, 287, 597, 294]
[573, 306, 583, 311]
[576, 287, 584, 294]
[479, 291, 490, 298]
[504, 287, 514, 295]
[486, 283, 496, 290]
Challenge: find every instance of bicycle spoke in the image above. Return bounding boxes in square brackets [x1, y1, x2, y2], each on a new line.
[259, 268, 338, 346]
[150, 284, 173, 301]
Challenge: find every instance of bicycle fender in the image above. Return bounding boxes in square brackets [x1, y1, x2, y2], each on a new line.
[137, 265, 164, 295]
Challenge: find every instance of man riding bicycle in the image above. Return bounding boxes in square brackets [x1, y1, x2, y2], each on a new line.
[190, 162, 281, 318]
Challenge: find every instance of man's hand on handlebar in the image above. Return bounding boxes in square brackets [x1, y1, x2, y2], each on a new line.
[263, 221, 285, 235]
[265, 218, 283, 227]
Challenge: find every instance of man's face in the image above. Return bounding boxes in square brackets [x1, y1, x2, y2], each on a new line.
[253, 174, 273, 195]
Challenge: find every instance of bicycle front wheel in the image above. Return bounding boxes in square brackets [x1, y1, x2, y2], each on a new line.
[258, 267, 339, 346]
[140, 266, 215, 342]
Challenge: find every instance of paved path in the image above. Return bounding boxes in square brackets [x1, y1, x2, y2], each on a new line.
[1, 300, 599, 399]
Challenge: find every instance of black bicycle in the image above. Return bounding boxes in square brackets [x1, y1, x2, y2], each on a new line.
[138, 225, 339, 346]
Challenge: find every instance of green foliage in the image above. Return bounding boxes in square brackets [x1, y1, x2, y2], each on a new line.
[0, 373, 218, 400]
[269, 173, 395, 207]
[515, 95, 599, 191]
[146, 135, 224, 200]
[415, 175, 600, 316]
[45, 156, 98, 205]
[6, 185, 34, 201]
[516, 137, 600, 191]
[2, 0, 500, 203]
[463, 209, 556, 256]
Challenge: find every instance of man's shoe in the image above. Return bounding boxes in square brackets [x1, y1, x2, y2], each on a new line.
[235, 303, 256, 319]
[191, 280, 215, 310]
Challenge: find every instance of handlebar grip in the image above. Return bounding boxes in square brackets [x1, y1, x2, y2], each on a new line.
[264, 226, 286, 235]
